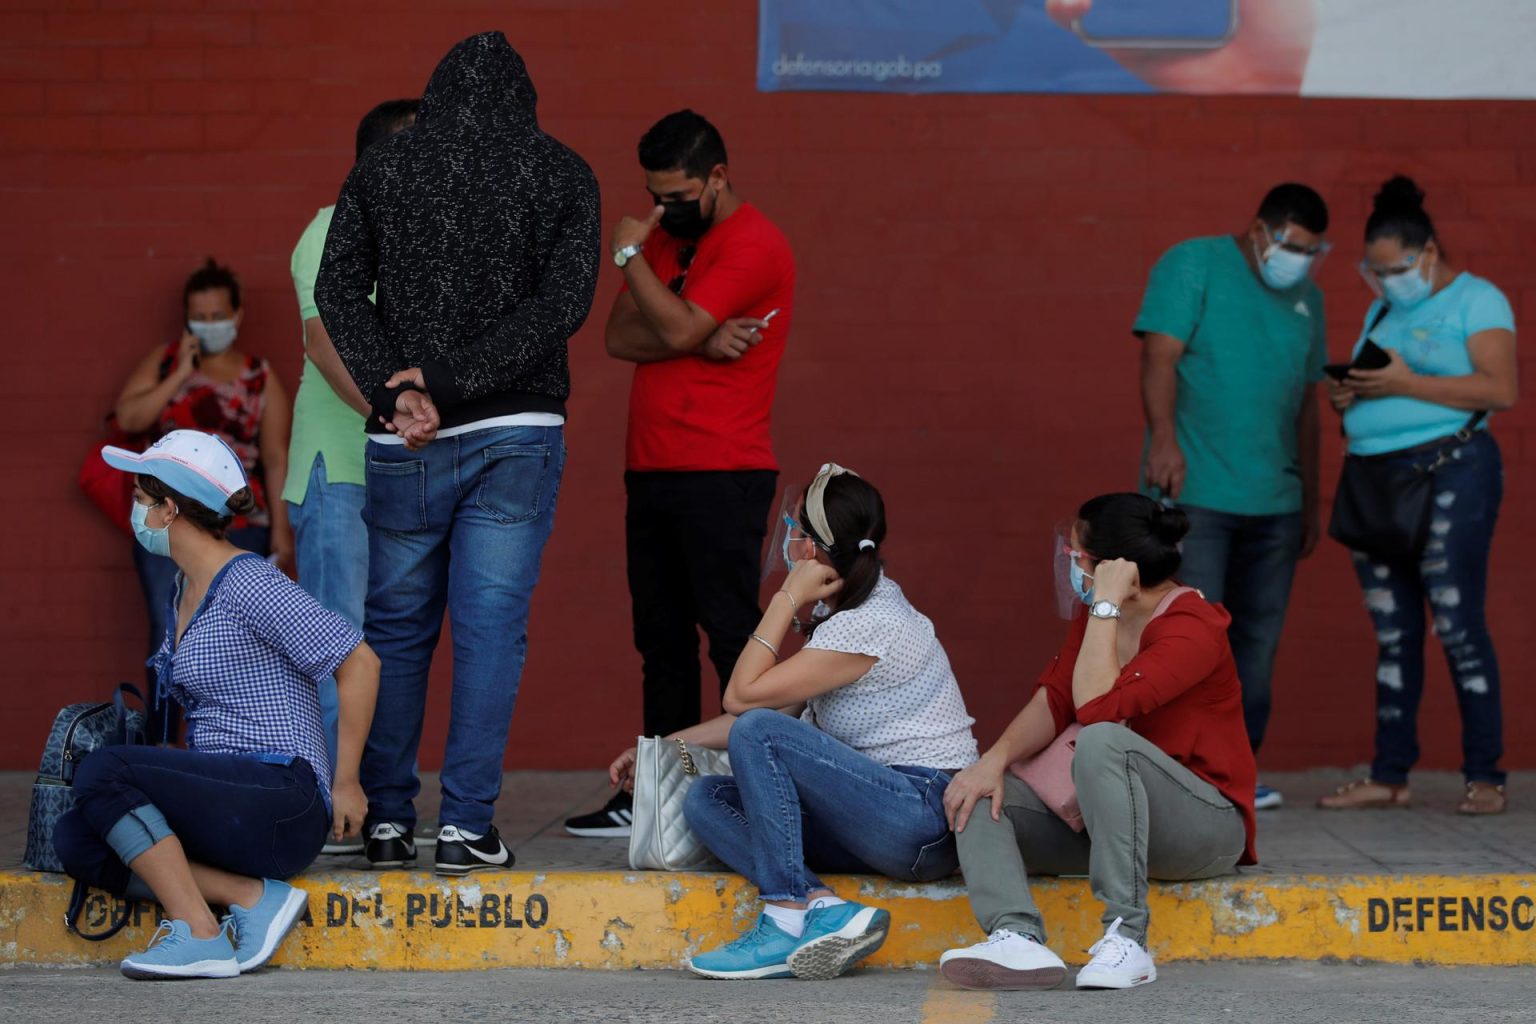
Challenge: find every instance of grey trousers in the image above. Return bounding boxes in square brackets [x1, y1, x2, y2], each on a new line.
[955, 722, 1247, 945]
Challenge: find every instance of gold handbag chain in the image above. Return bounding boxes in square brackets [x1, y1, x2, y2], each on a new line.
[675, 738, 699, 776]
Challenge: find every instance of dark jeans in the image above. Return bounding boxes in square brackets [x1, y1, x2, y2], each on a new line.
[133, 524, 270, 744]
[625, 470, 776, 738]
[1175, 505, 1304, 753]
[52, 745, 329, 897]
[1348, 431, 1504, 785]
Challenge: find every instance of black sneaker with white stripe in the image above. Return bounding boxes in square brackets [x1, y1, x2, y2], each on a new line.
[365, 822, 416, 869]
[434, 825, 513, 876]
[564, 791, 633, 838]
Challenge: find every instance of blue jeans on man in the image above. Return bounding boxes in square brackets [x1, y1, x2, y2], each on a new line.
[684, 710, 957, 901]
[1175, 506, 1305, 752]
[287, 452, 368, 768]
[358, 425, 565, 836]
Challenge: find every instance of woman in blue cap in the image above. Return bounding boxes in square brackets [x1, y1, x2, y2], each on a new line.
[52, 429, 379, 980]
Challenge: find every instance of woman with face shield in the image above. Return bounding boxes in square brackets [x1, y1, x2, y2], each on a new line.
[112, 257, 294, 743]
[604, 463, 979, 981]
[939, 493, 1256, 991]
[1320, 177, 1518, 815]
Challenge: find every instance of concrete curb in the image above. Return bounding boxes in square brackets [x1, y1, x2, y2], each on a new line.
[3, 869, 1533, 970]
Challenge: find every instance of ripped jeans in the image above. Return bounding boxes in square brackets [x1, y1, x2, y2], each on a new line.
[1350, 430, 1504, 786]
[683, 709, 958, 902]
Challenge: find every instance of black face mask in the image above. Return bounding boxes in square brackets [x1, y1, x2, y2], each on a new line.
[659, 189, 714, 241]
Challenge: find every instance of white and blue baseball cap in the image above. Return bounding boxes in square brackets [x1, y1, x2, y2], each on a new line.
[101, 429, 248, 515]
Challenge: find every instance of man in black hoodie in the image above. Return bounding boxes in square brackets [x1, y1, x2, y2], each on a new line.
[316, 31, 600, 876]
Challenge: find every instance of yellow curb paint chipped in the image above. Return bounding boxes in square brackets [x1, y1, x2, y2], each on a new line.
[921, 980, 997, 1024]
[3, 870, 1533, 970]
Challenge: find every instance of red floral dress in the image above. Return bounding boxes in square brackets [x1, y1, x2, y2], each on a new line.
[152, 342, 271, 528]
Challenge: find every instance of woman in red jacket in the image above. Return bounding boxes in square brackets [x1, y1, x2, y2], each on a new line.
[937, 493, 1256, 992]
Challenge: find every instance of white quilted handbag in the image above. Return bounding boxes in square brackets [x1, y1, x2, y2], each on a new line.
[627, 736, 732, 871]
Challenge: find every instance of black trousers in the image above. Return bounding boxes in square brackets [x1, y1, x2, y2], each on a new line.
[625, 470, 777, 738]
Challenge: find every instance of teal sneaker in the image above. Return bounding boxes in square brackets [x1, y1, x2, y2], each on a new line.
[228, 878, 309, 972]
[687, 913, 800, 980]
[787, 901, 891, 980]
[120, 919, 239, 980]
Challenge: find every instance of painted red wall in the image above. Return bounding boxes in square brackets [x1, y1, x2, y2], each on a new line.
[2, 3, 1531, 774]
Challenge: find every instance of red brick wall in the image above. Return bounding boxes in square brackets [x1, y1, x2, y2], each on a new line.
[2, 4, 1531, 774]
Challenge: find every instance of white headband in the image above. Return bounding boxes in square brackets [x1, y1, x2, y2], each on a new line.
[806, 462, 878, 554]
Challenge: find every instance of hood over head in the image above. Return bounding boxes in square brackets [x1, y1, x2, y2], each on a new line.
[418, 31, 537, 131]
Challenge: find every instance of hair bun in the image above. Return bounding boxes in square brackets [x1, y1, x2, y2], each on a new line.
[224, 487, 257, 517]
[1373, 175, 1426, 215]
[1150, 504, 1190, 546]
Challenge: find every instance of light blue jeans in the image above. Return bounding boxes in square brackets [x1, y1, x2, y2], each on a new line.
[359, 426, 565, 835]
[684, 709, 958, 902]
[288, 452, 369, 771]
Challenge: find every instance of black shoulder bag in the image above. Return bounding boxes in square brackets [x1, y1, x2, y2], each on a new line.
[1327, 306, 1487, 561]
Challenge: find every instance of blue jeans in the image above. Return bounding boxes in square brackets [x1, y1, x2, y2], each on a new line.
[1348, 431, 1504, 786]
[52, 745, 328, 897]
[359, 426, 565, 835]
[1175, 505, 1304, 753]
[133, 523, 270, 745]
[288, 452, 369, 770]
[684, 709, 958, 902]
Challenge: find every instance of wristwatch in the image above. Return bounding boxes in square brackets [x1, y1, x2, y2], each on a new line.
[1089, 600, 1122, 620]
[613, 244, 643, 268]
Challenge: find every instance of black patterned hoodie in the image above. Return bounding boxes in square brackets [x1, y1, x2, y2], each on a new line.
[316, 31, 600, 432]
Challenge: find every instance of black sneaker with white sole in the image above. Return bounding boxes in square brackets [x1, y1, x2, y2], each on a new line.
[365, 822, 417, 869]
[564, 791, 633, 838]
[434, 825, 513, 876]
[321, 833, 366, 856]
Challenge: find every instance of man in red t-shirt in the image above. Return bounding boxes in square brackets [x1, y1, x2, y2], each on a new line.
[565, 110, 795, 837]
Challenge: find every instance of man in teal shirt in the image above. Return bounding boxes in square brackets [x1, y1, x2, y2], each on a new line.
[285, 98, 417, 852]
[1133, 184, 1330, 811]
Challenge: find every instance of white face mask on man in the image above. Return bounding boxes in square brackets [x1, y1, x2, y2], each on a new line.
[1254, 225, 1319, 291]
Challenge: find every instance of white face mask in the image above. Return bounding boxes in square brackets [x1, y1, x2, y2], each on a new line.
[1258, 245, 1313, 290]
[188, 319, 237, 353]
[1380, 252, 1435, 309]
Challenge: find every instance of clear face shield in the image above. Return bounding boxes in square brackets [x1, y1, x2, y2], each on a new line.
[1051, 521, 1083, 620]
[763, 485, 818, 582]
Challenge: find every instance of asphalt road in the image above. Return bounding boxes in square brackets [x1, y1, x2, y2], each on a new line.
[2, 963, 1533, 1024]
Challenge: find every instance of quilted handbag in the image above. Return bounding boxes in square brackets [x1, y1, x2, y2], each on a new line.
[627, 737, 732, 871]
[25, 684, 147, 874]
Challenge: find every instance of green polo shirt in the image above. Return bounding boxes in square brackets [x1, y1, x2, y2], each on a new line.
[1133, 235, 1326, 516]
[283, 206, 368, 504]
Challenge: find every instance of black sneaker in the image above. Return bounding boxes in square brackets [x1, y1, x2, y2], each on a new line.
[434, 825, 513, 876]
[365, 822, 417, 868]
[564, 791, 633, 838]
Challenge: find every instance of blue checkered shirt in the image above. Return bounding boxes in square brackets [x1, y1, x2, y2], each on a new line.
[150, 554, 362, 810]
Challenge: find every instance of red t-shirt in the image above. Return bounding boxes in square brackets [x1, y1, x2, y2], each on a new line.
[625, 202, 795, 472]
[1035, 593, 1258, 865]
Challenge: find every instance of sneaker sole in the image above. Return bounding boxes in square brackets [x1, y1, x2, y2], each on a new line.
[321, 844, 366, 855]
[1076, 964, 1158, 989]
[939, 956, 1066, 991]
[787, 907, 891, 981]
[236, 886, 309, 972]
[433, 857, 513, 877]
[564, 825, 633, 838]
[120, 956, 241, 980]
[367, 858, 416, 869]
[685, 959, 795, 980]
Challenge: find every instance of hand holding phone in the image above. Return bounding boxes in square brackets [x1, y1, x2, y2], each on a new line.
[1324, 340, 1390, 382]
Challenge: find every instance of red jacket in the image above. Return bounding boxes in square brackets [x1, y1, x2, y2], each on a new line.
[1036, 592, 1258, 865]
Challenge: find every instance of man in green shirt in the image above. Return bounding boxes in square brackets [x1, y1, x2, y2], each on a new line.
[1133, 184, 1330, 811]
[284, 98, 417, 852]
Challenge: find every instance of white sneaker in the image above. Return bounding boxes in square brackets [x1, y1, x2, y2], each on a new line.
[1076, 917, 1157, 989]
[939, 928, 1067, 991]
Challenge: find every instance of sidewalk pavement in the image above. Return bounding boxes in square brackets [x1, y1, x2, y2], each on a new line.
[2, 769, 1533, 971]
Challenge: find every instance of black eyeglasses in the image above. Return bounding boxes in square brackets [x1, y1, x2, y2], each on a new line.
[667, 246, 696, 296]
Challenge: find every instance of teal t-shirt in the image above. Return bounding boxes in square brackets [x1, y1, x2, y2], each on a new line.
[283, 206, 368, 504]
[1342, 272, 1514, 456]
[1133, 236, 1326, 516]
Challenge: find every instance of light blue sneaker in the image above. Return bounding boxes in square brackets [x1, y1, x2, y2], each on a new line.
[119, 919, 239, 980]
[687, 912, 800, 980]
[787, 900, 891, 980]
[227, 879, 309, 972]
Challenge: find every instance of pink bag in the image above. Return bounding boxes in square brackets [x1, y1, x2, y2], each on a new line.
[1009, 587, 1199, 833]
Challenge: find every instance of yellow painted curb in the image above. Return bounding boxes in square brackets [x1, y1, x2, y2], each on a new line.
[3, 869, 1533, 970]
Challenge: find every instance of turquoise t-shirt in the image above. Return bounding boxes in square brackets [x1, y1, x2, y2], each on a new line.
[283, 206, 368, 504]
[1342, 272, 1514, 456]
[1133, 236, 1326, 516]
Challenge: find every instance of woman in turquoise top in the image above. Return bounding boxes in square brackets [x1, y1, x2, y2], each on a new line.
[1321, 177, 1518, 816]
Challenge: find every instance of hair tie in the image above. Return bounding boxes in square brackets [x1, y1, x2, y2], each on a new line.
[858, 539, 876, 552]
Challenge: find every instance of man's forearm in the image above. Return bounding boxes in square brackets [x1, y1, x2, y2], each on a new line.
[624, 257, 707, 351]
[1141, 357, 1179, 437]
[1298, 387, 1321, 509]
[303, 319, 370, 416]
